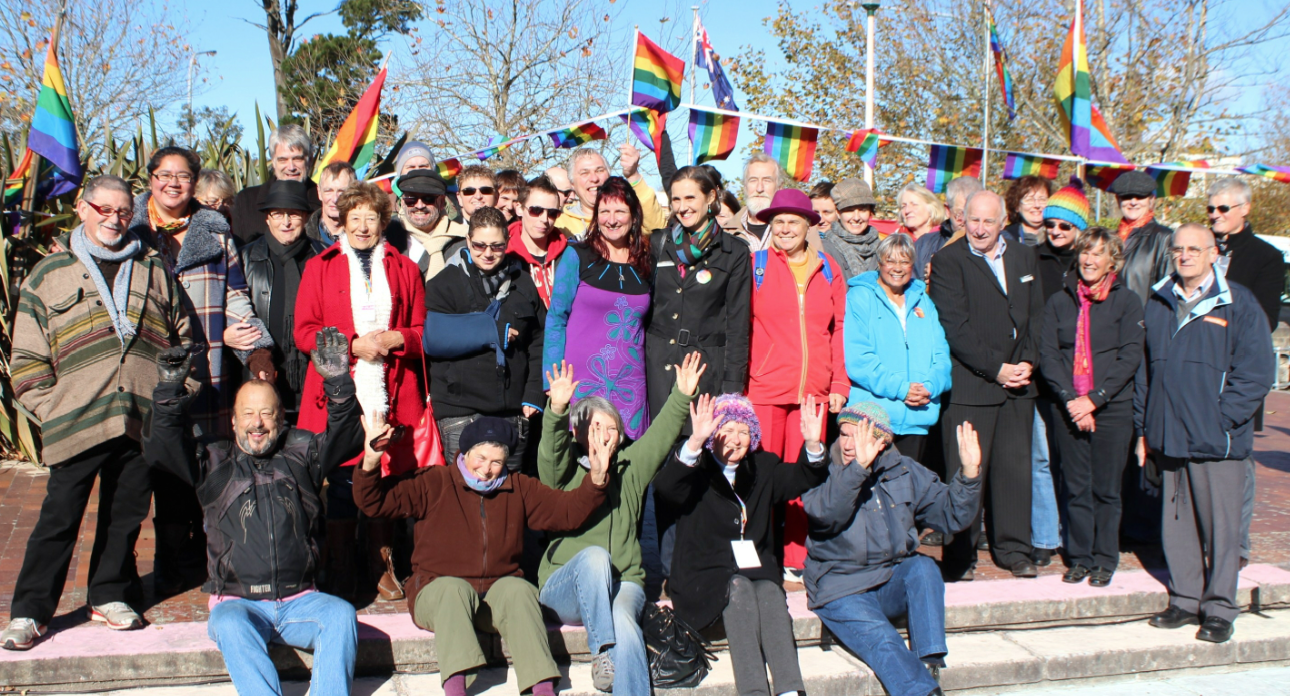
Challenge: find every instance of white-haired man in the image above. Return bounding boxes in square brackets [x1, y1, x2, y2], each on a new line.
[231, 124, 321, 243]
[555, 144, 667, 239]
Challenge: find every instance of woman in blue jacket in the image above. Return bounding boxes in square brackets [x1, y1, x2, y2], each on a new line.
[844, 234, 952, 461]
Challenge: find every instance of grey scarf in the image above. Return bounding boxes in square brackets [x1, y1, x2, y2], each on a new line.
[71, 225, 141, 346]
[825, 220, 881, 276]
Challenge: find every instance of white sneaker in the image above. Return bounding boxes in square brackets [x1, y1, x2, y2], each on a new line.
[90, 602, 143, 630]
[1, 618, 48, 650]
[783, 567, 804, 583]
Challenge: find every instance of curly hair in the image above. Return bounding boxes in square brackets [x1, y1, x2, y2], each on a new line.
[1004, 175, 1054, 225]
[336, 181, 392, 228]
[585, 176, 652, 278]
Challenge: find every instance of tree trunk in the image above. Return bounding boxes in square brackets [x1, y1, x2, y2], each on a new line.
[260, 0, 294, 122]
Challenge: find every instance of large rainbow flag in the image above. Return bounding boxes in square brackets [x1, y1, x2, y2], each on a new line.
[763, 121, 817, 182]
[988, 7, 1017, 120]
[689, 109, 740, 165]
[632, 32, 684, 114]
[27, 24, 82, 192]
[1054, 1, 1128, 164]
[1002, 153, 1061, 180]
[925, 145, 982, 193]
[844, 129, 890, 169]
[549, 120, 608, 149]
[622, 108, 667, 158]
[313, 63, 387, 180]
[1239, 164, 1290, 184]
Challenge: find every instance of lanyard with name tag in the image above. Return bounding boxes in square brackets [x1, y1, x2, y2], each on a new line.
[729, 492, 761, 569]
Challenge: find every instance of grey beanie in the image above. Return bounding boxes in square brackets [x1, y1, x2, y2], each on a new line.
[831, 177, 877, 209]
[396, 140, 436, 173]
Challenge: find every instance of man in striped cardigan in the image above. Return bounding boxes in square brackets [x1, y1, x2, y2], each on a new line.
[1, 175, 194, 650]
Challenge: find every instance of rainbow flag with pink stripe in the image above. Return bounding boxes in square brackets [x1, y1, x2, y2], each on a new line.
[925, 145, 982, 193]
[689, 110, 740, 165]
[1239, 164, 1290, 184]
[1002, 153, 1061, 180]
[549, 121, 608, 149]
[763, 121, 817, 182]
[845, 129, 890, 168]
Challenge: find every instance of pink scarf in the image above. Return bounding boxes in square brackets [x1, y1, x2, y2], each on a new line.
[1073, 273, 1115, 396]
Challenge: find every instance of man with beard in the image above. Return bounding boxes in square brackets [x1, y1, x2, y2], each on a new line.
[731, 152, 824, 253]
[391, 169, 466, 281]
[555, 144, 667, 239]
[230, 124, 321, 244]
[143, 328, 365, 695]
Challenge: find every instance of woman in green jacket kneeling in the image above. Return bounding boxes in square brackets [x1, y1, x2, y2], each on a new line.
[537, 352, 706, 695]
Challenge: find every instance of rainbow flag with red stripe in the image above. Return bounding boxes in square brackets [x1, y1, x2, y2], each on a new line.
[1054, 2, 1128, 164]
[1146, 167, 1191, 197]
[1239, 164, 1290, 184]
[476, 138, 512, 162]
[622, 108, 667, 158]
[549, 121, 608, 149]
[27, 21, 82, 195]
[1085, 164, 1135, 191]
[925, 145, 982, 194]
[1153, 160, 1210, 171]
[845, 129, 890, 168]
[313, 64, 386, 180]
[3, 149, 31, 207]
[435, 158, 463, 181]
[988, 7, 1017, 120]
[689, 110, 740, 165]
[1002, 153, 1061, 180]
[632, 32, 684, 114]
[763, 122, 817, 182]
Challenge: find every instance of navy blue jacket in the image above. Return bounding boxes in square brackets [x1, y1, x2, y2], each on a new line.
[1134, 270, 1274, 461]
[802, 443, 980, 609]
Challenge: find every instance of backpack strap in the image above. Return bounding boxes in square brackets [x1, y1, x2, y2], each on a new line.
[818, 251, 834, 284]
[753, 249, 768, 290]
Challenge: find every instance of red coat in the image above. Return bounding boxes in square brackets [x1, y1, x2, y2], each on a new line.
[747, 248, 848, 405]
[295, 242, 426, 472]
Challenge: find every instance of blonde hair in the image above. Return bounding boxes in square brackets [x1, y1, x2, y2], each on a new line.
[896, 183, 947, 229]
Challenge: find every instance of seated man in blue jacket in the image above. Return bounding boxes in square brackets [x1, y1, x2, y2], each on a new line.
[803, 403, 982, 696]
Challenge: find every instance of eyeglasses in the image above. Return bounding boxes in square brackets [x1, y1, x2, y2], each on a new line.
[1170, 245, 1215, 258]
[526, 205, 562, 220]
[460, 186, 496, 197]
[1207, 204, 1240, 214]
[1043, 220, 1074, 231]
[82, 199, 133, 220]
[267, 210, 306, 222]
[152, 172, 194, 184]
[469, 240, 508, 253]
[402, 194, 440, 207]
[1021, 195, 1048, 205]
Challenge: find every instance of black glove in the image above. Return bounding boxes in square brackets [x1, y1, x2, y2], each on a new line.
[311, 327, 351, 380]
[157, 346, 195, 384]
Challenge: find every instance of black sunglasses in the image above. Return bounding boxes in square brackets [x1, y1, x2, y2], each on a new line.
[1043, 220, 1074, 231]
[460, 186, 496, 197]
[526, 205, 562, 220]
[469, 240, 508, 253]
[402, 193, 440, 207]
[1207, 204, 1239, 214]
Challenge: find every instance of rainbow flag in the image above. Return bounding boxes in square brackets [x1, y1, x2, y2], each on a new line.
[632, 32, 685, 114]
[1152, 160, 1210, 171]
[689, 109, 740, 165]
[845, 129, 890, 168]
[988, 7, 1017, 120]
[3, 149, 32, 208]
[314, 64, 386, 181]
[1146, 167, 1191, 197]
[549, 121, 608, 149]
[476, 137, 512, 162]
[1085, 163, 1135, 191]
[27, 24, 82, 190]
[925, 145, 983, 193]
[1054, 2, 1128, 164]
[435, 158, 463, 182]
[1002, 153, 1061, 180]
[1239, 164, 1290, 184]
[622, 108, 667, 157]
[763, 121, 817, 182]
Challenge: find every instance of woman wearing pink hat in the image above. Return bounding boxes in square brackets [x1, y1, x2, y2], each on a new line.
[747, 188, 849, 580]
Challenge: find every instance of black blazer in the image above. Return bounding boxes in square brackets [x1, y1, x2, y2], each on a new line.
[928, 237, 1045, 406]
[1223, 224, 1284, 332]
[1039, 274, 1145, 409]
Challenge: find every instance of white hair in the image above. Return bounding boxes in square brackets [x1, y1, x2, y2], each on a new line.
[742, 152, 783, 193]
[566, 148, 607, 180]
[569, 396, 625, 445]
[964, 190, 1006, 221]
[945, 176, 985, 210]
[1207, 177, 1251, 206]
[82, 175, 132, 202]
[268, 124, 314, 160]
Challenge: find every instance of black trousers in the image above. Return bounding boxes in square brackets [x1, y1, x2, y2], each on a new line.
[893, 434, 926, 462]
[11, 437, 152, 624]
[1053, 399, 1135, 570]
[941, 398, 1034, 568]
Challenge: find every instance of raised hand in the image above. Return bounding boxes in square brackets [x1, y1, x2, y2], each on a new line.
[156, 346, 195, 384]
[311, 327, 351, 380]
[545, 361, 580, 414]
[956, 422, 982, 478]
[618, 142, 642, 180]
[587, 421, 613, 486]
[685, 394, 718, 452]
[851, 418, 887, 469]
[360, 413, 392, 472]
[674, 352, 708, 397]
[799, 395, 827, 453]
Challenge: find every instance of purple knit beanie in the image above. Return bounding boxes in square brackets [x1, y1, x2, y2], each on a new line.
[705, 393, 762, 452]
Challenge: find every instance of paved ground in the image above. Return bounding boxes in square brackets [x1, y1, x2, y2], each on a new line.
[3, 391, 1290, 627]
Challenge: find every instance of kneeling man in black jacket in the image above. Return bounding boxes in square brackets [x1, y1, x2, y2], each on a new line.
[144, 328, 364, 696]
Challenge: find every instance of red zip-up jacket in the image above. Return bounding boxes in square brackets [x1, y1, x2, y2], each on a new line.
[507, 220, 569, 308]
[747, 247, 849, 405]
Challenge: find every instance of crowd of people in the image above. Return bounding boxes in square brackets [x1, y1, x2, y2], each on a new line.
[0, 122, 1279, 696]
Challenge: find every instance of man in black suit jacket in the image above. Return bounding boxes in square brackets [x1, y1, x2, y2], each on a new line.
[929, 191, 1045, 580]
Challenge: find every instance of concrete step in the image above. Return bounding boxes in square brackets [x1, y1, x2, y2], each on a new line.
[4, 564, 1290, 689]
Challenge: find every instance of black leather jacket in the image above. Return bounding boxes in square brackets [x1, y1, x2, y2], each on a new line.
[241, 235, 328, 327]
[1120, 220, 1174, 305]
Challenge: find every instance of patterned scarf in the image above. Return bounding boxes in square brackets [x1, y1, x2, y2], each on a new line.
[456, 452, 508, 494]
[148, 196, 193, 234]
[673, 219, 717, 266]
[70, 225, 142, 346]
[1116, 211, 1153, 242]
[1073, 272, 1116, 396]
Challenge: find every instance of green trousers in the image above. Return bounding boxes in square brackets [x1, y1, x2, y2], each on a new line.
[415, 575, 559, 692]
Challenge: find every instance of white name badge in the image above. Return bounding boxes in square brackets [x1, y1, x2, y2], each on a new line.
[361, 303, 377, 321]
[731, 540, 762, 569]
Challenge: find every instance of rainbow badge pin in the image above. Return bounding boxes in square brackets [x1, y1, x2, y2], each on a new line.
[696, 269, 713, 284]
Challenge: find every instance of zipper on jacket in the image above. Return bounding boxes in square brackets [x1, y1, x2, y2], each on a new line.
[797, 285, 809, 403]
[266, 482, 279, 597]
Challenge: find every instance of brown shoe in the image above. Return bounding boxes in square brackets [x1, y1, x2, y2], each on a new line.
[376, 546, 405, 601]
[367, 519, 404, 601]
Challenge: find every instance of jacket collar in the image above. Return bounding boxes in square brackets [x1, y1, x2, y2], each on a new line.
[129, 192, 229, 273]
[1151, 267, 1232, 327]
[245, 234, 326, 263]
[506, 219, 567, 265]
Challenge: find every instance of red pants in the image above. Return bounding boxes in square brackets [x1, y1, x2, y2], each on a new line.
[753, 403, 824, 571]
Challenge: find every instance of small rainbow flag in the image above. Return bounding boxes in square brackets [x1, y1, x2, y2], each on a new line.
[1147, 167, 1191, 197]
[622, 108, 667, 156]
[1152, 160, 1211, 171]
[435, 158, 463, 181]
[763, 121, 818, 182]
[27, 23, 82, 191]
[689, 110, 740, 165]
[1085, 164, 1135, 191]
[1239, 164, 1290, 184]
[632, 32, 685, 114]
[3, 149, 32, 207]
[1002, 153, 1061, 180]
[549, 121, 608, 149]
[845, 129, 890, 169]
[476, 137, 512, 162]
[988, 7, 1017, 120]
[314, 63, 386, 181]
[925, 145, 983, 194]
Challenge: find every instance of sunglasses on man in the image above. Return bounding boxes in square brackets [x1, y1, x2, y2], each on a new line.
[1207, 204, 1240, 214]
[402, 194, 441, 207]
[526, 205, 561, 220]
[460, 186, 496, 197]
[469, 240, 508, 253]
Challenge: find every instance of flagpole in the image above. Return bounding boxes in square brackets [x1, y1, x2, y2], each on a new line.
[980, 0, 991, 186]
[689, 8, 699, 167]
[862, 3, 879, 188]
[21, 1, 70, 241]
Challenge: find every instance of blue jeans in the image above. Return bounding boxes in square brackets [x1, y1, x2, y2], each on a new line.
[1031, 404, 1061, 550]
[814, 555, 945, 696]
[207, 591, 358, 696]
[538, 546, 649, 696]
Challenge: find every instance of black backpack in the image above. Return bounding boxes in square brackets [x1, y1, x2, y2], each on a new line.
[641, 604, 716, 688]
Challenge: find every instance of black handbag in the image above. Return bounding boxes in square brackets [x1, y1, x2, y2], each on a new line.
[640, 603, 716, 688]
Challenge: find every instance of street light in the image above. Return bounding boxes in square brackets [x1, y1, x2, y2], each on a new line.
[849, 1, 881, 186]
[187, 50, 217, 143]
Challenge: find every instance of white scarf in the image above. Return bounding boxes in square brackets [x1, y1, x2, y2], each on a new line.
[341, 236, 393, 418]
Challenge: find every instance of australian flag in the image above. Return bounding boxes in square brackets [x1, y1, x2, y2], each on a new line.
[695, 21, 738, 111]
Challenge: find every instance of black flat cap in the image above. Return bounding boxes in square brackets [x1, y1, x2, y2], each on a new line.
[398, 169, 449, 196]
[259, 180, 312, 212]
[1108, 170, 1157, 198]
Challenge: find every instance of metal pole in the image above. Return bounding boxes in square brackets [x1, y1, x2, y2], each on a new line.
[863, 4, 878, 187]
[690, 7, 699, 166]
[981, 0, 991, 185]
